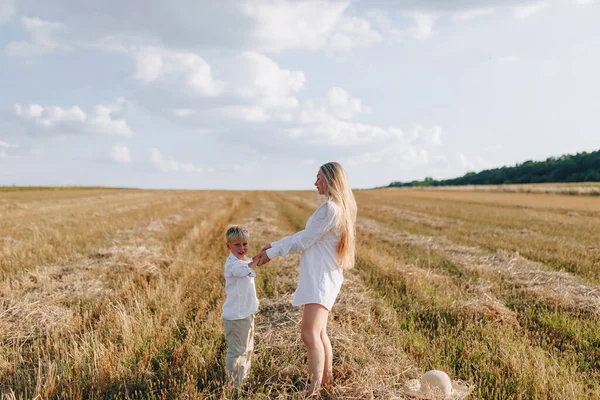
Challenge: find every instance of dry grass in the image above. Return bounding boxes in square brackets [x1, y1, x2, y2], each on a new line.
[358, 189, 600, 282]
[286, 190, 600, 399]
[1, 186, 599, 399]
[400, 182, 600, 196]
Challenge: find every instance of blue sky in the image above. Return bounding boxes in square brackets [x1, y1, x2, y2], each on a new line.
[0, 0, 598, 189]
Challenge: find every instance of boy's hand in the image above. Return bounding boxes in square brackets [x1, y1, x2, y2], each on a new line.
[249, 254, 261, 269]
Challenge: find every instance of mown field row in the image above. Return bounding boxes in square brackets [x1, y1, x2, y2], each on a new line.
[394, 183, 600, 196]
[1, 188, 599, 399]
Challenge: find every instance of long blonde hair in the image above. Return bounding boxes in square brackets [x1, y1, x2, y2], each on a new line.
[320, 162, 357, 269]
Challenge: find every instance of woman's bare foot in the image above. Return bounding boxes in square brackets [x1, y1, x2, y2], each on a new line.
[307, 381, 322, 398]
[322, 371, 334, 390]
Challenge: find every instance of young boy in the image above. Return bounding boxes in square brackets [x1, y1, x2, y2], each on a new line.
[222, 225, 260, 387]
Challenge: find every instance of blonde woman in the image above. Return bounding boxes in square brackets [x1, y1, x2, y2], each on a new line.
[255, 162, 357, 394]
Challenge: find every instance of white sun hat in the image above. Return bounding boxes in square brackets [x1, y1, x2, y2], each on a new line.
[402, 370, 472, 399]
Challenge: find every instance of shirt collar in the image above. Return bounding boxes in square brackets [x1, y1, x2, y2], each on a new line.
[228, 252, 249, 262]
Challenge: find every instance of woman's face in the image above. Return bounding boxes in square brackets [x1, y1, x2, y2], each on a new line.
[315, 170, 327, 195]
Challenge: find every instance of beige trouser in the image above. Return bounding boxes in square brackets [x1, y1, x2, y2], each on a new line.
[224, 314, 254, 387]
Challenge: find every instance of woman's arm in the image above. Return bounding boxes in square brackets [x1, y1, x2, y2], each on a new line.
[266, 202, 337, 260]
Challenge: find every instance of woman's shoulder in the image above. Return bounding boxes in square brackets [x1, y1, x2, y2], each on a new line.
[326, 199, 339, 211]
[314, 198, 339, 217]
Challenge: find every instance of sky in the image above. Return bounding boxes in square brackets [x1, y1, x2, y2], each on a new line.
[0, 0, 599, 190]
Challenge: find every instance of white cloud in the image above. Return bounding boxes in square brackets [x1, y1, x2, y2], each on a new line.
[0, 0, 15, 23]
[328, 15, 383, 52]
[233, 52, 305, 106]
[453, 8, 496, 22]
[110, 145, 131, 163]
[131, 48, 305, 123]
[14, 98, 133, 136]
[5, 16, 69, 58]
[151, 148, 203, 173]
[297, 87, 370, 129]
[15, 103, 86, 125]
[7, 0, 384, 55]
[344, 125, 442, 167]
[408, 12, 437, 40]
[513, 2, 548, 18]
[212, 51, 306, 122]
[290, 88, 442, 167]
[133, 47, 224, 97]
[575, 0, 595, 4]
[88, 98, 133, 136]
[241, 0, 381, 52]
[229, 85, 442, 173]
[289, 117, 394, 146]
[325, 87, 371, 120]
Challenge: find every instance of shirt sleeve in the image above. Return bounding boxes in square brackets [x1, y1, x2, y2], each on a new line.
[266, 202, 337, 260]
[225, 259, 257, 278]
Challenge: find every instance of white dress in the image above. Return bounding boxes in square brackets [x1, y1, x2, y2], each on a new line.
[266, 199, 343, 311]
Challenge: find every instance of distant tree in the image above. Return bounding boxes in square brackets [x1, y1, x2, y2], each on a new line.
[388, 149, 600, 187]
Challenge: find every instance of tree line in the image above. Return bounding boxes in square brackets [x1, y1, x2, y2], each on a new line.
[389, 150, 600, 187]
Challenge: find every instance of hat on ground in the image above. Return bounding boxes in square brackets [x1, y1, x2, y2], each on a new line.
[402, 370, 471, 399]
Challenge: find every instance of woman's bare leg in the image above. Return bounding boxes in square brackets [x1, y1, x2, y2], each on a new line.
[321, 325, 333, 386]
[301, 304, 330, 395]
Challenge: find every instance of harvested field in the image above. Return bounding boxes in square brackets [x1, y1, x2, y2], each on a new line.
[1, 187, 599, 399]
[395, 182, 600, 196]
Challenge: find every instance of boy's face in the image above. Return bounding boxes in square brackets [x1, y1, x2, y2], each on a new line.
[227, 238, 249, 260]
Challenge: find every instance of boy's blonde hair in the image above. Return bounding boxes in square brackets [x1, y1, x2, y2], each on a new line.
[320, 162, 357, 270]
[226, 225, 250, 242]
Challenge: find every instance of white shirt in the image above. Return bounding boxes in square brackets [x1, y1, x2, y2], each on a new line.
[222, 253, 259, 320]
[266, 199, 343, 311]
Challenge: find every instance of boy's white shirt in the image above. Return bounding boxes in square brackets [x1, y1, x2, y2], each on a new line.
[222, 252, 259, 320]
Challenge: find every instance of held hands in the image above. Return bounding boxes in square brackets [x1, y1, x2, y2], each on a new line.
[251, 244, 272, 267]
[251, 252, 271, 267]
[257, 251, 271, 266]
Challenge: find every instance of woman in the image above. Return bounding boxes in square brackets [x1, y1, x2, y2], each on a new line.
[256, 162, 357, 394]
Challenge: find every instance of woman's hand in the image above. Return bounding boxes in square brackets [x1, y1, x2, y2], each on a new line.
[260, 244, 272, 252]
[257, 251, 271, 266]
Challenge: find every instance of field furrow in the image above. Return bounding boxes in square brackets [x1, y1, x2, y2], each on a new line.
[0, 192, 216, 277]
[356, 190, 600, 282]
